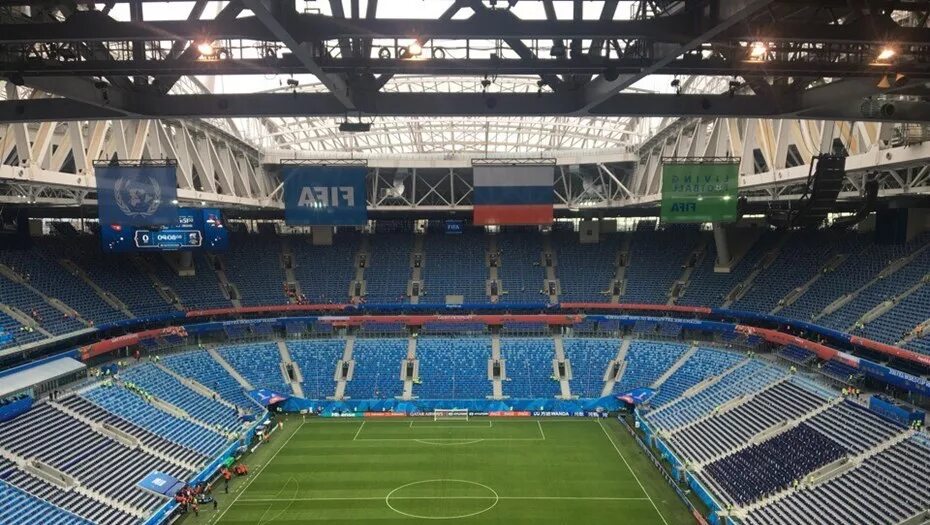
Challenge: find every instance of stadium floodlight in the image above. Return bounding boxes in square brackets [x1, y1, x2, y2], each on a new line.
[196, 41, 216, 56]
[406, 42, 423, 57]
[339, 121, 372, 133]
[748, 42, 767, 60]
[876, 47, 896, 62]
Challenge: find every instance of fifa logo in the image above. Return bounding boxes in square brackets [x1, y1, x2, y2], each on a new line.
[297, 186, 356, 209]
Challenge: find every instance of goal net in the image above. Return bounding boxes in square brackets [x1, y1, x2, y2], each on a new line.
[434, 409, 469, 421]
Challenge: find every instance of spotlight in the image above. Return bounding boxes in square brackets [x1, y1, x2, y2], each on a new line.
[549, 41, 566, 59]
[748, 41, 767, 60]
[406, 42, 423, 57]
[671, 78, 681, 95]
[196, 41, 216, 56]
[286, 78, 299, 88]
[602, 67, 619, 82]
[877, 47, 896, 62]
[431, 46, 446, 60]
[378, 47, 391, 59]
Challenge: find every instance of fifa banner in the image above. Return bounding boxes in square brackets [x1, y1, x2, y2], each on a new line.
[283, 165, 367, 225]
[660, 160, 738, 223]
[473, 165, 554, 225]
[96, 164, 178, 227]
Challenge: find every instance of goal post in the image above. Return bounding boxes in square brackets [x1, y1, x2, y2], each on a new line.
[434, 409, 469, 421]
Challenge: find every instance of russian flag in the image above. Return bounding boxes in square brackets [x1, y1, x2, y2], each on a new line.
[473, 165, 554, 226]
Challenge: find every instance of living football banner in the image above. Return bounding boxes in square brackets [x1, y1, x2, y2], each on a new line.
[282, 165, 368, 225]
[660, 161, 739, 223]
[96, 164, 179, 227]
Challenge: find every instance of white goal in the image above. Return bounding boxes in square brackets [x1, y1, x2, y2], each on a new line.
[434, 409, 469, 421]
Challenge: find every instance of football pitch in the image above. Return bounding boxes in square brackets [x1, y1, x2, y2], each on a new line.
[206, 417, 696, 524]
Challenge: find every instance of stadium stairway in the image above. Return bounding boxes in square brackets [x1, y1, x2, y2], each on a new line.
[207, 347, 254, 390]
[610, 235, 632, 303]
[650, 343, 698, 389]
[276, 340, 305, 397]
[408, 236, 425, 305]
[490, 333, 504, 399]
[0, 302, 52, 338]
[206, 254, 242, 308]
[667, 240, 708, 305]
[541, 236, 559, 303]
[333, 336, 354, 400]
[770, 253, 847, 315]
[131, 256, 184, 311]
[551, 334, 573, 399]
[667, 376, 790, 438]
[153, 363, 241, 413]
[648, 358, 751, 417]
[0, 263, 92, 329]
[722, 233, 792, 308]
[487, 236, 500, 303]
[600, 335, 631, 396]
[403, 336, 417, 399]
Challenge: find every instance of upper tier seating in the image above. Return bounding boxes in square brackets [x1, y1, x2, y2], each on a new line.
[217, 342, 290, 394]
[563, 338, 617, 397]
[0, 456, 135, 525]
[647, 361, 784, 431]
[146, 253, 230, 310]
[286, 339, 344, 399]
[291, 232, 359, 303]
[421, 231, 488, 303]
[364, 232, 413, 303]
[501, 337, 559, 397]
[623, 223, 700, 303]
[161, 351, 255, 410]
[0, 275, 87, 335]
[81, 385, 227, 457]
[818, 242, 930, 332]
[0, 311, 43, 350]
[119, 363, 241, 430]
[860, 283, 930, 345]
[496, 231, 547, 303]
[781, 234, 928, 321]
[746, 437, 930, 525]
[733, 230, 858, 313]
[345, 338, 406, 399]
[415, 338, 492, 399]
[0, 478, 94, 525]
[0, 243, 127, 326]
[704, 423, 848, 506]
[668, 380, 829, 464]
[45, 236, 176, 318]
[677, 230, 780, 306]
[613, 340, 688, 394]
[553, 232, 620, 302]
[0, 403, 187, 513]
[649, 348, 744, 407]
[223, 232, 288, 306]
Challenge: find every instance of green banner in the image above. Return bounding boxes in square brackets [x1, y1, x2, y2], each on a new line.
[661, 161, 739, 223]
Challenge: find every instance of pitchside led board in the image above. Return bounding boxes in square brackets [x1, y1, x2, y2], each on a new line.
[282, 165, 368, 225]
[660, 161, 739, 223]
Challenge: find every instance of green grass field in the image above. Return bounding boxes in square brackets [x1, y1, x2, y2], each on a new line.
[200, 416, 695, 524]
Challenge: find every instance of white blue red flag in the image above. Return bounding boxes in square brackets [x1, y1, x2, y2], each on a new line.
[473, 165, 554, 225]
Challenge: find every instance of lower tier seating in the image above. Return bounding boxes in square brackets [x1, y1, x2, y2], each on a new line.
[160, 351, 255, 411]
[287, 339, 344, 400]
[345, 339, 406, 399]
[0, 479, 93, 525]
[217, 342, 290, 394]
[649, 348, 744, 407]
[415, 338, 492, 399]
[564, 338, 617, 398]
[501, 337, 559, 398]
[613, 341, 688, 394]
[704, 423, 848, 506]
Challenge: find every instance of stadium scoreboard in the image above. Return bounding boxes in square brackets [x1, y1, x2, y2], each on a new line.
[102, 208, 228, 252]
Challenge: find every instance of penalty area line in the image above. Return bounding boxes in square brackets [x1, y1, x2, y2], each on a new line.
[353, 421, 366, 441]
[598, 419, 669, 525]
[237, 495, 651, 503]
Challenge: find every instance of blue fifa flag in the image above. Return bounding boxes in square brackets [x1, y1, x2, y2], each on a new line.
[96, 165, 178, 227]
[283, 165, 367, 225]
[137, 471, 186, 497]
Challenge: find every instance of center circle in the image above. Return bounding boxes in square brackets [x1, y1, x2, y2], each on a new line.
[385, 479, 500, 520]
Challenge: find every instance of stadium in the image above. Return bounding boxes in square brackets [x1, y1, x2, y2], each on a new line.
[1, 1, 930, 524]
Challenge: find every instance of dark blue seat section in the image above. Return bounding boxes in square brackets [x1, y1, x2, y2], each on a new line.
[705, 423, 848, 506]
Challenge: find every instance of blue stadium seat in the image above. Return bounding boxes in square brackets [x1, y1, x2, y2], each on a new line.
[500, 337, 559, 398]
[346, 338, 406, 399]
[415, 337, 492, 399]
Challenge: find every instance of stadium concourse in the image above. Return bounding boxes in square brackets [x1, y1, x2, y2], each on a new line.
[5, 0, 930, 524]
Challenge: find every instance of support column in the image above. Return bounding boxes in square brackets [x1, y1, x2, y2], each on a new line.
[713, 223, 731, 267]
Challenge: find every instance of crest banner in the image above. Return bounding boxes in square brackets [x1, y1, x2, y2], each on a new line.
[96, 163, 179, 227]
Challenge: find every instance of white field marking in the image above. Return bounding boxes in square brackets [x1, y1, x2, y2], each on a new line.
[408, 420, 493, 428]
[255, 477, 299, 525]
[537, 420, 546, 440]
[414, 439, 486, 446]
[353, 437, 545, 442]
[385, 479, 500, 520]
[598, 419, 669, 525]
[213, 420, 306, 524]
[237, 496, 650, 503]
[305, 418, 594, 424]
[352, 421, 366, 441]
